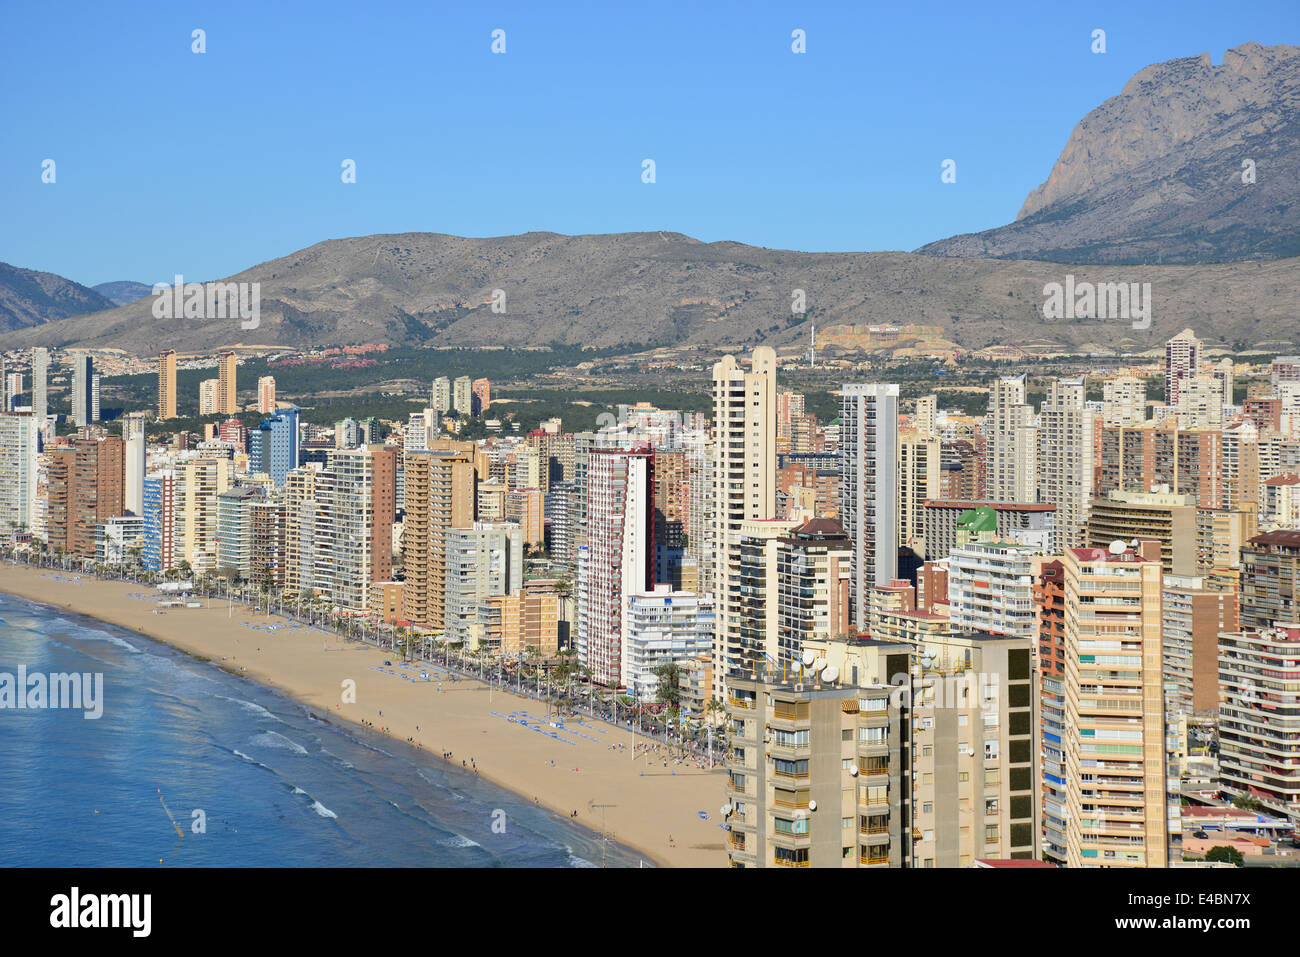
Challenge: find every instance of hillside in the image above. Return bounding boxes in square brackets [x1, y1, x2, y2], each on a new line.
[0, 231, 1295, 356]
[918, 42, 1300, 265]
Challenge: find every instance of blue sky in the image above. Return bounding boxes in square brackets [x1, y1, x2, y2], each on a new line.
[1, 0, 1295, 285]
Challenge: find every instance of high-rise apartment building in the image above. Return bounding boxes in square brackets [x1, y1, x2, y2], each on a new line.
[1239, 529, 1300, 632]
[453, 376, 473, 415]
[923, 499, 1056, 562]
[444, 522, 524, 647]
[47, 434, 125, 557]
[713, 348, 777, 695]
[1038, 377, 1093, 549]
[839, 383, 899, 627]
[218, 351, 238, 415]
[158, 350, 178, 420]
[1061, 542, 1167, 868]
[947, 540, 1044, 639]
[401, 449, 476, 628]
[987, 374, 1036, 504]
[430, 377, 451, 415]
[622, 585, 713, 699]
[31, 347, 49, 423]
[70, 352, 93, 428]
[1165, 329, 1202, 406]
[177, 454, 231, 573]
[897, 428, 940, 553]
[1103, 375, 1146, 427]
[250, 407, 300, 487]
[142, 470, 177, 571]
[1162, 575, 1236, 716]
[124, 433, 145, 516]
[199, 378, 219, 415]
[257, 375, 277, 414]
[0, 413, 39, 537]
[576, 448, 653, 687]
[471, 377, 490, 415]
[1218, 622, 1300, 819]
[1085, 489, 1197, 577]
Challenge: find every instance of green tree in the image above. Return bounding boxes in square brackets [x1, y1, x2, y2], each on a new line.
[1204, 845, 1245, 867]
[653, 661, 682, 710]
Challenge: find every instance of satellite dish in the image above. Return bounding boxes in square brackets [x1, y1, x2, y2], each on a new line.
[813, 658, 827, 673]
[849, 765, 859, 776]
[802, 650, 815, 667]
[808, 799, 817, 812]
[1108, 540, 1126, 555]
[823, 665, 839, 683]
[792, 661, 802, 675]
[720, 804, 732, 817]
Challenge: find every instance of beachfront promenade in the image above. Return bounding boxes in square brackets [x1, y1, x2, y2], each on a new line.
[0, 560, 730, 867]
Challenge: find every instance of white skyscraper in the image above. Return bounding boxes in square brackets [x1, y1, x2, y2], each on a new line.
[839, 383, 899, 627]
[125, 433, 146, 517]
[0, 414, 39, 537]
[31, 347, 49, 424]
[711, 347, 777, 696]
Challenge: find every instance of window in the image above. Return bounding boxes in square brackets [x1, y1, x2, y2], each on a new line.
[985, 824, 999, 843]
[959, 771, 970, 783]
[922, 801, 933, 814]
[842, 729, 852, 741]
[842, 758, 853, 770]
[772, 728, 809, 748]
[921, 745, 933, 758]
[774, 816, 809, 835]
[841, 817, 852, 829]
[958, 714, 968, 726]
[922, 772, 933, 785]
[773, 847, 808, 866]
[984, 769, 1000, 787]
[985, 799, 999, 815]
[774, 758, 809, 778]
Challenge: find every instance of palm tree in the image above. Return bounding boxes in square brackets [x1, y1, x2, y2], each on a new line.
[706, 697, 726, 729]
[653, 661, 683, 712]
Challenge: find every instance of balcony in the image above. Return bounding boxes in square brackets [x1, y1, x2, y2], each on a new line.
[858, 851, 890, 866]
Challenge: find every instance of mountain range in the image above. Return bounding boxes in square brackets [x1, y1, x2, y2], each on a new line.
[1, 42, 1295, 357]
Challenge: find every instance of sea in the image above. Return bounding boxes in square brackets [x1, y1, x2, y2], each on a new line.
[0, 591, 644, 867]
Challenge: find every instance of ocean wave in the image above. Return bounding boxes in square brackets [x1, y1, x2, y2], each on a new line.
[249, 731, 308, 755]
[215, 695, 275, 719]
[566, 853, 597, 868]
[231, 748, 269, 769]
[440, 834, 480, 848]
[66, 628, 140, 653]
[311, 801, 338, 819]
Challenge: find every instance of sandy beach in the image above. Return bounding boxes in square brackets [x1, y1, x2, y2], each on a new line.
[0, 564, 729, 867]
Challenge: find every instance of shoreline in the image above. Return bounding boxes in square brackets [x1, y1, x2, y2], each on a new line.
[0, 564, 728, 868]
